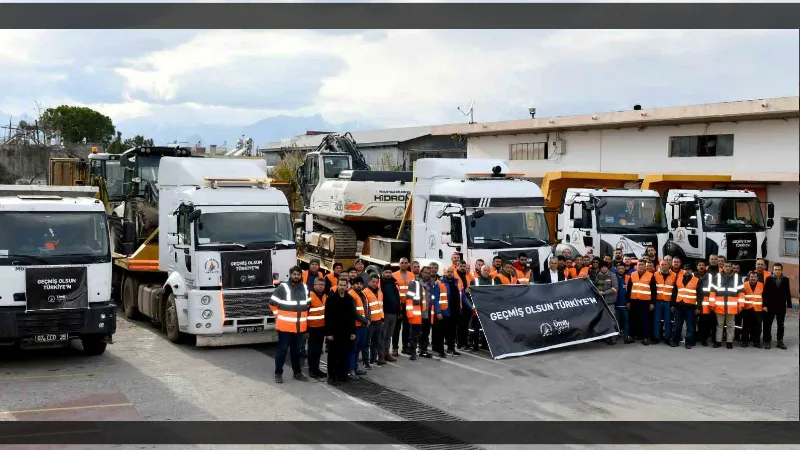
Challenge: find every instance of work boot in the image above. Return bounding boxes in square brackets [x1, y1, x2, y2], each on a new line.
[294, 373, 309, 382]
[624, 336, 634, 344]
[669, 340, 679, 347]
[347, 371, 360, 381]
[376, 358, 386, 366]
[741, 341, 749, 348]
[410, 354, 417, 361]
[421, 352, 433, 359]
[685, 342, 691, 349]
[385, 354, 397, 362]
[642, 338, 650, 346]
[438, 351, 447, 359]
[401, 347, 411, 355]
[392, 349, 399, 357]
[713, 342, 722, 348]
[451, 349, 461, 356]
[355, 368, 367, 376]
[274, 374, 283, 384]
[363, 363, 372, 370]
[651, 338, 659, 345]
[726, 342, 733, 349]
[753, 342, 762, 348]
[777, 341, 787, 350]
[764, 341, 771, 349]
[700, 340, 708, 347]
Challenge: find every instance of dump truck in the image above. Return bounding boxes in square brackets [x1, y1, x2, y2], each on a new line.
[113, 155, 295, 346]
[542, 172, 668, 260]
[0, 185, 116, 354]
[642, 174, 774, 272]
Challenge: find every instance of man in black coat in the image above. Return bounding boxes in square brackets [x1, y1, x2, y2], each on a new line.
[379, 265, 401, 362]
[538, 257, 566, 284]
[324, 278, 357, 383]
[762, 262, 793, 350]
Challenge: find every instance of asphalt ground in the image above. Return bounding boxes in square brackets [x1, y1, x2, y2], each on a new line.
[0, 310, 797, 449]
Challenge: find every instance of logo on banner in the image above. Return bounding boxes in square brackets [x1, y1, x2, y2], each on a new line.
[540, 322, 553, 337]
[204, 259, 219, 274]
[553, 319, 570, 334]
[48, 295, 56, 303]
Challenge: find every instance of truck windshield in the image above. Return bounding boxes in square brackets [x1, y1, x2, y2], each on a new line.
[0, 212, 110, 264]
[138, 156, 160, 184]
[104, 159, 125, 200]
[196, 212, 293, 246]
[700, 197, 765, 231]
[595, 196, 667, 233]
[468, 210, 550, 248]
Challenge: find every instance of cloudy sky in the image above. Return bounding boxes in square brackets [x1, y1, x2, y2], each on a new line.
[0, 6, 797, 135]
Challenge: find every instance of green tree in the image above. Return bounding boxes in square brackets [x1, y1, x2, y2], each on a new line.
[107, 131, 124, 154]
[40, 105, 115, 145]
[123, 135, 155, 148]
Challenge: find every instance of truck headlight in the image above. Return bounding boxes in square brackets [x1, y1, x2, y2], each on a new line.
[99, 323, 105, 329]
[100, 313, 106, 320]
[201, 295, 211, 305]
[202, 309, 213, 320]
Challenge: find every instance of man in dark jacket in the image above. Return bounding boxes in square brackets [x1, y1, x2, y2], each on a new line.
[455, 261, 473, 349]
[538, 257, 565, 284]
[325, 277, 356, 383]
[379, 265, 401, 362]
[762, 262, 793, 350]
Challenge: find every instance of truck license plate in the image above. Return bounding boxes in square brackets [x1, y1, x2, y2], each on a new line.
[237, 326, 264, 333]
[34, 333, 69, 343]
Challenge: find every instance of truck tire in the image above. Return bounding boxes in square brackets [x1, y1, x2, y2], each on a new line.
[81, 336, 107, 356]
[122, 276, 141, 320]
[164, 294, 184, 344]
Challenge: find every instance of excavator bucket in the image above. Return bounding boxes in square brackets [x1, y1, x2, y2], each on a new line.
[540, 171, 640, 242]
[641, 174, 732, 201]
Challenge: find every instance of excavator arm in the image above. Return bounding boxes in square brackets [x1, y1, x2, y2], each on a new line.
[317, 133, 371, 171]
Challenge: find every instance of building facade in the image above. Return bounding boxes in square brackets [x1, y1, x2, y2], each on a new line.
[433, 96, 800, 295]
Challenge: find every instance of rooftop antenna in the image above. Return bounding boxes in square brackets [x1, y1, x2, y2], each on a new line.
[457, 99, 475, 124]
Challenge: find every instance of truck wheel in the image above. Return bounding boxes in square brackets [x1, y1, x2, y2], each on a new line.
[164, 294, 184, 343]
[122, 277, 141, 320]
[81, 336, 107, 356]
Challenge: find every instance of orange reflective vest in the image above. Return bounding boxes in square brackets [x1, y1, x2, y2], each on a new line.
[567, 266, 589, 279]
[348, 289, 367, 327]
[710, 273, 744, 315]
[516, 268, 532, 284]
[405, 280, 428, 325]
[364, 287, 384, 322]
[675, 276, 699, 305]
[269, 282, 310, 333]
[743, 282, 764, 312]
[494, 273, 518, 285]
[325, 273, 339, 292]
[45, 239, 60, 250]
[629, 271, 654, 301]
[654, 271, 677, 302]
[307, 291, 326, 328]
[392, 270, 415, 305]
[434, 279, 450, 312]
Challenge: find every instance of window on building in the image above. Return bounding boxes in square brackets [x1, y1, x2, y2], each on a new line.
[509, 142, 548, 160]
[781, 217, 798, 257]
[669, 134, 734, 157]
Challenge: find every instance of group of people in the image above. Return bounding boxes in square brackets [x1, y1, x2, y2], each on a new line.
[544, 247, 794, 350]
[268, 250, 794, 384]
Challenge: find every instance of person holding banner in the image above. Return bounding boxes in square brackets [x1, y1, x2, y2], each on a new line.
[406, 266, 433, 360]
[468, 265, 496, 351]
[626, 260, 657, 345]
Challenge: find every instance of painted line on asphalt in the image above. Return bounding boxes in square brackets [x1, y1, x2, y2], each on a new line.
[0, 372, 102, 381]
[438, 357, 504, 379]
[0, 402, 133, 415]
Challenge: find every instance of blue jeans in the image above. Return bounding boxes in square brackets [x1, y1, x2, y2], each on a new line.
[653, 301, 672, 340]
[349, 326, 368, 371]
[615, 306, 630, 337]
[275, 331, 302, 376]
[672, 303, 697, 344]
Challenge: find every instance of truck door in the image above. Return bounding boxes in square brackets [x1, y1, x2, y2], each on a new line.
[672, 199, 703, 259]
[299, 154, 319, 207]
[174, 209, 196, 283]
[566, 200, 594, 255]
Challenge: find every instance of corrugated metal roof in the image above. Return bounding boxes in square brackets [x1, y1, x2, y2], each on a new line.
[269, 125, 433, 150]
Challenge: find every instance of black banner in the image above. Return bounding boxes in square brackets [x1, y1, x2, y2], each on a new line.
[220, 250, 271, 289]
[471, 278, 618, 359]
[726, 232, 757, 262]
[25, 266, 88, 311]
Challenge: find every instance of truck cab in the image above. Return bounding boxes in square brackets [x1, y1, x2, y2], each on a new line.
[411, 159, 553, 276]
[556, 188, 668, 259]
[87, 150, 124, 210]
[664, 189, 773, 270]
[0, 185, 115, 354]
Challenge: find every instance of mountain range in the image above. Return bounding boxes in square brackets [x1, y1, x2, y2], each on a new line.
[115, 114, 379, 148]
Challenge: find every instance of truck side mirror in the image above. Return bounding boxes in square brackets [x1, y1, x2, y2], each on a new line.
[167, 234, 179, 246]
[304, 213, 314, 244]
[767, 218, 774, 229]
[670, 219, 679, 229]
[572, 203, 583, 220]
[167, 215, 178, 234]
[473, 209, 485, 219]
[188, 209, 202, 221]
[767, 203, 775, 219]
[440, 214, 452, 235]
[450, 216, 463, 244]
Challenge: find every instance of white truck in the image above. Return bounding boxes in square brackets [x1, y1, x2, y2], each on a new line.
[0, 185, 115, 354]
[663, 189, 774, 271]
[353, 159, 554, 276]
[541, 172, 669, 260]
[114, 157, 296, 346]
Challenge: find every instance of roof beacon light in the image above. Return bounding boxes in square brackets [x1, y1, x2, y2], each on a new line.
[92, 146, 98, 154]
[491, 165, 502, 177]
[602, 187, 608, 192]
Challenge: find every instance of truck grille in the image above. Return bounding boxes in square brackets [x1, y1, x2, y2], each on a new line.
[221, 291, 272, 319]
[16, 310, 86, 336]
